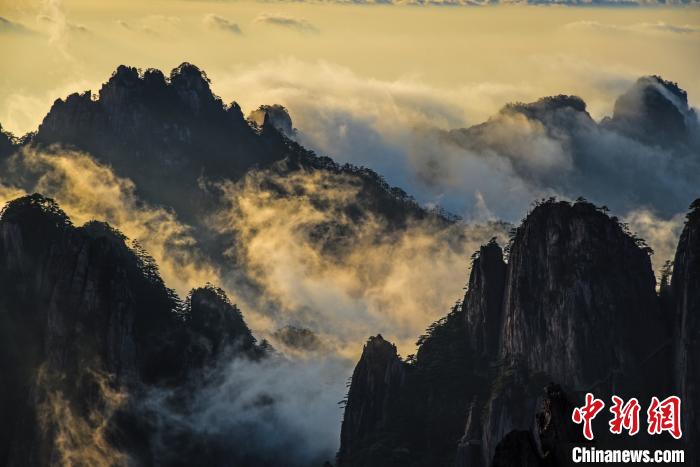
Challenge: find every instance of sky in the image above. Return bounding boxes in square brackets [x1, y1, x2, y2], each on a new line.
[1, 0, 699, 136]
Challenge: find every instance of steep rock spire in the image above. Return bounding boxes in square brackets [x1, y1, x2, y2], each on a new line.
[337, 335, 406, 466]
[464, 238, 506, 360]
[671, 198, 700, 453]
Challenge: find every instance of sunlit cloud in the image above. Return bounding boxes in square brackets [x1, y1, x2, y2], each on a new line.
[213, 167, 509, 356]
[1, 148, 220, 297]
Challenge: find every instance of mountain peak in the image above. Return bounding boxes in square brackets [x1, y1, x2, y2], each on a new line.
[169, 62, 218, 114]
[0, 193, 72, 232]
[248, 104, 295, 137]
[502, 198, 661, 388]
[108, 64, 141, 87]
[464, 238, 506, 360]
[338, 334, 406, 464]
[504, 94, 587, 116]
[607, 75, 697, 147]
[186, 284, 256, 356]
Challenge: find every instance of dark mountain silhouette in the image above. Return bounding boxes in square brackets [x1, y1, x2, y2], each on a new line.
[0, 194, 267, 466]
[0, 65, 459, 323]
[339, 198, 698, 467]
[602, 75, 699, 149]
[0, 124, 16, 160]
[672, 199, 700, 464]
[22, 63, 433, 230]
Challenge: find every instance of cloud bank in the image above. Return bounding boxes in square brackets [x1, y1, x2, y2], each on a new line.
[143, 353, 349, 466]
[204, 14, 242, 35]
[213, 167, 509, 356]
[565, 20, 700, 35]
[254, 13, 319, 33]
[0, 148, 219, 297]
[212, 60, 698, 278]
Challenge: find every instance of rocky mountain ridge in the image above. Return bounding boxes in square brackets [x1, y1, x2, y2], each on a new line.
[339, 198, 698, 467]
[0, 194, 269, 466]
[20, 63, 433, 230]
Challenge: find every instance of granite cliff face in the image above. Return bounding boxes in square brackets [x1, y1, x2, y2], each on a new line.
[338, 336, 406, 466]
[464, 240, 506, 361]
[672, 200, 700, 462]
[501, 201, 663, 390]
[603, 76, 699, 149]
[340, 198, 696, 467]
[0, 194, 265, 466]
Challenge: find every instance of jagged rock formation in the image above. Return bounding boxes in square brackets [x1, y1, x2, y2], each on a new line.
[12, 63, 431, 233]
[0, 194, 265, 466]
[0, 65, 451, 324]
[340, 198, 694, 467]
[501, 201, 663, 389]
[338, 335, 406, 466]
[603, 76, 699, 149]
[248, 104, 296, 137]
[672, 199, 700, 460]
[32, 63, 287, 224]
[0, 124, 15, 159]
[464, 239, 506, 360]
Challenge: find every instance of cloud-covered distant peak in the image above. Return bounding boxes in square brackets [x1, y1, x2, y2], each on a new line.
[255, 13, 319, 34]
[441, 75, 700, 224]
[499, 95, 593, 128]
[204, 14, 242, 35]
[603, 75, 699, 148]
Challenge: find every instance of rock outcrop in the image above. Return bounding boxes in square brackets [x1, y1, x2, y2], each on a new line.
[248, 104, 296, 137]
[340, 198, 692, 467]
[0, 194, 264, 466]
[464, 238, 506, 361]
[604, 76, 699, 148]
[501, 200, 663, 390]
[32, 64, 285, 225]
[0, 124, 15, 160]
[672, 199, 700, 456]
[338, 335, 406, 467]
[21, 63, 431, 233]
